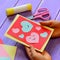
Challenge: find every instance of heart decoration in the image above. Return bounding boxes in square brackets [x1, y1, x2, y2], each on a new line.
[12, 28, 20, 33]
[21, 21, 33, 32]
[36, 27, 41, 31]
[19, 34, 24, 38]
[26, 32, 39, 43]
[40, 32, 48, 37]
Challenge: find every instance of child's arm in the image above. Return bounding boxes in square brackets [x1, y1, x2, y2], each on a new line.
[40, 20, 60, 38]
[25, 46, 51, 60]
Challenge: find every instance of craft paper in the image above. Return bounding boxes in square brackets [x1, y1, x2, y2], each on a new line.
[0, 45, 9, 57]
[0, 57, 10, 60]
[0, 44, 17, 60]
[0, 39, 3, 44]
[5, 14, 54, 52]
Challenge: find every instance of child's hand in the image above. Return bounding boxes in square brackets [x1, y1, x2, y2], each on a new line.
[40, 20, 60, 38]
[25, 46, 51, 60]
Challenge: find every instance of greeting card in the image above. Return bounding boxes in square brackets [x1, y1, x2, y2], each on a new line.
[5, 14, 54, 52]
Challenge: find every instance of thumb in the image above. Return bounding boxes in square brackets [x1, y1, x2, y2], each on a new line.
[40, 20, 53, 27]
[30, 46, 36, 54]
[30, 46, 43, 58]
[30, 46, 38, 60]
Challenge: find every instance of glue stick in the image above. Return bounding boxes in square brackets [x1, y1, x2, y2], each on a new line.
[6, 4, 32, 16]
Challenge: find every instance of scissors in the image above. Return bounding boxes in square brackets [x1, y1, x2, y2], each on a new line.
[28, 8, 50, 20]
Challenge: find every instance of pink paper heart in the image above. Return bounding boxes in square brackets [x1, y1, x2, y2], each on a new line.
[12, 28, 20, 33]
[26, 32, 39, 43]
[36, 27, 41, 31]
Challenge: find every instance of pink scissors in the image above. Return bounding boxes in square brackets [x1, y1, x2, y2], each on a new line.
[28, 8, 50, 20]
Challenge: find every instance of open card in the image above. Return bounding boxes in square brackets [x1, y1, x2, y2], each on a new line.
[5, 14, 54, 52]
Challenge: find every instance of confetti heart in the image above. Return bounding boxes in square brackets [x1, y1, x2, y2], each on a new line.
[36, 27, 41, 31]
[40, 32, 48, 37]
[26, 32, 39, 43]
[19, 34, 24, 38]
[21, 21, 33, 32]
[12, 28, 20, 33]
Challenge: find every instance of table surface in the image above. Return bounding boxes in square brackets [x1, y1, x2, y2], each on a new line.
[0, 0, 60, 60]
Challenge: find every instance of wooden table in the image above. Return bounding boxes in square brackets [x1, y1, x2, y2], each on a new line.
[0, 0, 60, 60]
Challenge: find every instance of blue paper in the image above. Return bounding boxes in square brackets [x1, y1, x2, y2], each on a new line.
[0, 57, 10, 60]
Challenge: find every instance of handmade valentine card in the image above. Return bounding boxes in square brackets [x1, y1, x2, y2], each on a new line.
[5, 14, 54, 52]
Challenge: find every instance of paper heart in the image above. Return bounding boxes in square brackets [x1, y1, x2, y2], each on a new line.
[19, 34, 24, 38]
[36, 27, 41, 31]
[21, 21, 33, 32]
[12, 28, 20, 33]
[26, 32, 39, 43]
[40, 32, 48, 37]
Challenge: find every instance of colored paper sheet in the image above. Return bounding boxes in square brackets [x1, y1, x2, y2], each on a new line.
[0, 44, 17, 60]
[0, 39, 3, 44]
[0, 57, 10, 60]
[0, 45, 9, 57]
